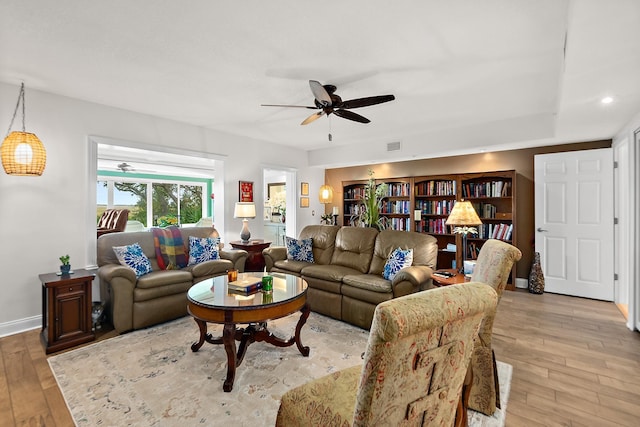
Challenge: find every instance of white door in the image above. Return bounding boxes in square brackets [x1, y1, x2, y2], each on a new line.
[534, 149, 614, 301]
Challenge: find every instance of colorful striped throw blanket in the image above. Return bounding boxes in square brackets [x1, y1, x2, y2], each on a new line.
[152, 226, 188, 270]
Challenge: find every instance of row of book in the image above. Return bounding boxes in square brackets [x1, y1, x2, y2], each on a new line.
[344, 187, 366, 200]
[415, 218, 451, 234]
[415, 180, 457, 197]
[387, 217, 411, 231]
[415, 199, 456, 215]
[470, 223, 513, 241]
[386, 182, 411, 197]
[462, 180, 511, 198]
[381, 200, 411, 214]
[472, 202, 497, 219]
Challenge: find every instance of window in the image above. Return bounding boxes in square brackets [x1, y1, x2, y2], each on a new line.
[97, 175, 209, 229]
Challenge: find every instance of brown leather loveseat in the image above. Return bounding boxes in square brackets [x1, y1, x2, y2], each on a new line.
[97, 227, 248, 333]
[263, 225, 438, 329]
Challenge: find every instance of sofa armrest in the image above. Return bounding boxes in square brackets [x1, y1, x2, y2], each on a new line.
[391, 265, 434, 295]
[263, 246, 287, 272]
[220, 249, 248, 272]
[97, 264, 137, 333]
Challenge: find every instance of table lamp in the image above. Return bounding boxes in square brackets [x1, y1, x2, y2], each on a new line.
[445, 200, 482, 274]
[234, 202, 256, 243]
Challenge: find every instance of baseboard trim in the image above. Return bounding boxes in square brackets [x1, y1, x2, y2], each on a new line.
[515, 278, 528, 289]
[0, 315, 41, 338]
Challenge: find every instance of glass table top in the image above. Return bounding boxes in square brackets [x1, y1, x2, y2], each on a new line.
[187, 272, 307, 309]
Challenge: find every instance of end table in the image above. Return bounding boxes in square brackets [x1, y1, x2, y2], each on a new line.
[39, 269, 95, 354]
[432, 269, 468, 287]
[229, 240, 271, 272]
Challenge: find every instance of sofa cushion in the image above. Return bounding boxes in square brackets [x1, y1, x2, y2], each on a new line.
[342, 274, 393, 293]
[285, 237, 314, 262]
[382, 247, 414, 280]
[136, 269, 193, 289]
[187, 236, 220, 265]
[182, 258, 233, 278]
[273, 259, 312, 274]
[369, 230, 438, 275]
[302, 264, 362, 282]
[330, 226, 378, 273]
[113, 243, 153, 278]
[299, 225, 340, 265]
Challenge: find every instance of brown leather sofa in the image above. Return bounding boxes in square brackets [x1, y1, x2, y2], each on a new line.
[97, 227, 248, 333]
[263, 225, 438, 329]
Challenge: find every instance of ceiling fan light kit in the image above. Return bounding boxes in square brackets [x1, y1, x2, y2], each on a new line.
[262, 80, 395, 127]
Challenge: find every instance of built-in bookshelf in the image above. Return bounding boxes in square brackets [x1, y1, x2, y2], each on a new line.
[381, 180, 412, 231]
[459, 171, 516, 287]
[341, 170, 517, 286]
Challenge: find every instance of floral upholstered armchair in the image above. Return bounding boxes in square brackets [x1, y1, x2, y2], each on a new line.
[276, 283, 498, 427]
[467, 239, 522, 415]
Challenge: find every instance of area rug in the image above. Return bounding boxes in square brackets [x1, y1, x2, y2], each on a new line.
[49, 314, 512, 426]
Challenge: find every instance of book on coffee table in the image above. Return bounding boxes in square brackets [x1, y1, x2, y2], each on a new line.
[228, 278, 263, 295]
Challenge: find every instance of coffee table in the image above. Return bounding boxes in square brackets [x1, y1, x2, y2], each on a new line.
[187, 272, 309, 392]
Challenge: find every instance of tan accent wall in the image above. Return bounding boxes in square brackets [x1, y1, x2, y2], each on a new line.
[325, 140, 612, 280]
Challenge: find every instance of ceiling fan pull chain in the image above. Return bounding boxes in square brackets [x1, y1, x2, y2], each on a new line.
[328, 115, 332, 141]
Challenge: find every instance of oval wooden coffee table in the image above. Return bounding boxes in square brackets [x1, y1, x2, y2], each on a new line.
[187, 272, 309, 392]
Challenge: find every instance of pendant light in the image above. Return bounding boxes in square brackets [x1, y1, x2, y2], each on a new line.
[1, 83, 46, 176]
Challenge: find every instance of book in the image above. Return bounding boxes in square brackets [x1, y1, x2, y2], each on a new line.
[228, 278, 262, 294]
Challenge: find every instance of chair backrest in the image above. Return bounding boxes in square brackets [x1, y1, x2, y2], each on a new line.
[353, 283, 497, 426]
[471, 239, 522, 300]
[97, 209, 130, 232]
[470, 239, 522, 347]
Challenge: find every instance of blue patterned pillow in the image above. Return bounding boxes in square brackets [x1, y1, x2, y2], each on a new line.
[383, 247, 414, 280]
[188, 236, 220, 265]
[285, 237, 314, 263]
[113, 242, 153, 278]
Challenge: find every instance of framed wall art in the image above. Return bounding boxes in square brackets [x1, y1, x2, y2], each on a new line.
[300, 182, 309, 196]
[300, 197, 309, 208]
[239, 181, 254, 202]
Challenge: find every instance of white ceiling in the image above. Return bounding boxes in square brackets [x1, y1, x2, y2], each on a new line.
[2, 1, 640, 167]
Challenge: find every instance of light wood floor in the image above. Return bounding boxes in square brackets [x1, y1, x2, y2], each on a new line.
[1, 289, 639, 426]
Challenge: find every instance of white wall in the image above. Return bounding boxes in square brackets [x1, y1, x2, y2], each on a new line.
[0, 82, 324, 336]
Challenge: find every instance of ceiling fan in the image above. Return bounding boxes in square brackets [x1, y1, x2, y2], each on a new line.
[262, 80, 395, 125]
[117, 162, 135, 172]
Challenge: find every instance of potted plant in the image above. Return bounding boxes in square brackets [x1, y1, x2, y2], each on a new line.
[59, 254, 71, 274]
[350, 169, 389, 230]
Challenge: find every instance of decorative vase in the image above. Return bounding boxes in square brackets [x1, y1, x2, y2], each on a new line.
[60, 264, 71, 275]
[528, 252, 545, 294]
[281, 213, 286, 223]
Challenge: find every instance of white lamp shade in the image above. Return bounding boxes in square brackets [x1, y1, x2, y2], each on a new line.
[234, 202, 256, 219]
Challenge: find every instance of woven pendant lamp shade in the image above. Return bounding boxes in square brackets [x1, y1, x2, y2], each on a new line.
[319, 184, 333, 203]
[1, 131, 47, 176]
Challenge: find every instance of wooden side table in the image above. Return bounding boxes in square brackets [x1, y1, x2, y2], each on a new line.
[40, 269, 95, 354]
[229, 240, 272, 272]
[432, 269, 468, 287]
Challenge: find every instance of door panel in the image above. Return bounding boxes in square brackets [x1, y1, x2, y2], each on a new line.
[534, 149, 613, 301]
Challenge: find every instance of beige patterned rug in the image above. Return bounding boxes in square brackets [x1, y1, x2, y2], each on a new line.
[48, 314, 511, 426]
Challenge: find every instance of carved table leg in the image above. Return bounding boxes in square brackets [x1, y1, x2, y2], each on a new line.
[190, 318, 208, 352]
[294, 304, 311, 357]
[222, 323, 237, 392]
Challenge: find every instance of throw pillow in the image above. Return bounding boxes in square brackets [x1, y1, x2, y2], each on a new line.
[152, 226, 188, 270]
[113, 242, 153, 278]
[383, 247, 414, 280]
[285, 236, 314, 263]
[188, 236, 220, 265]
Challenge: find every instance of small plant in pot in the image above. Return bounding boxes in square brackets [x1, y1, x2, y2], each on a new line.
[59, 254, 71, 274]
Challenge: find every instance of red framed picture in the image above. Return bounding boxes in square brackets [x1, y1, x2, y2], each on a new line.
[239, 181, 253, 202]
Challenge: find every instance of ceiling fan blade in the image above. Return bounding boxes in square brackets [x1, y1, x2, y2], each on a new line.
[333, 109, 370, 124]
[301, 111, 325, 125]
[309, 80, 332, 107]
[340, 94, 395, 109]
[261, 104, 317, 109]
